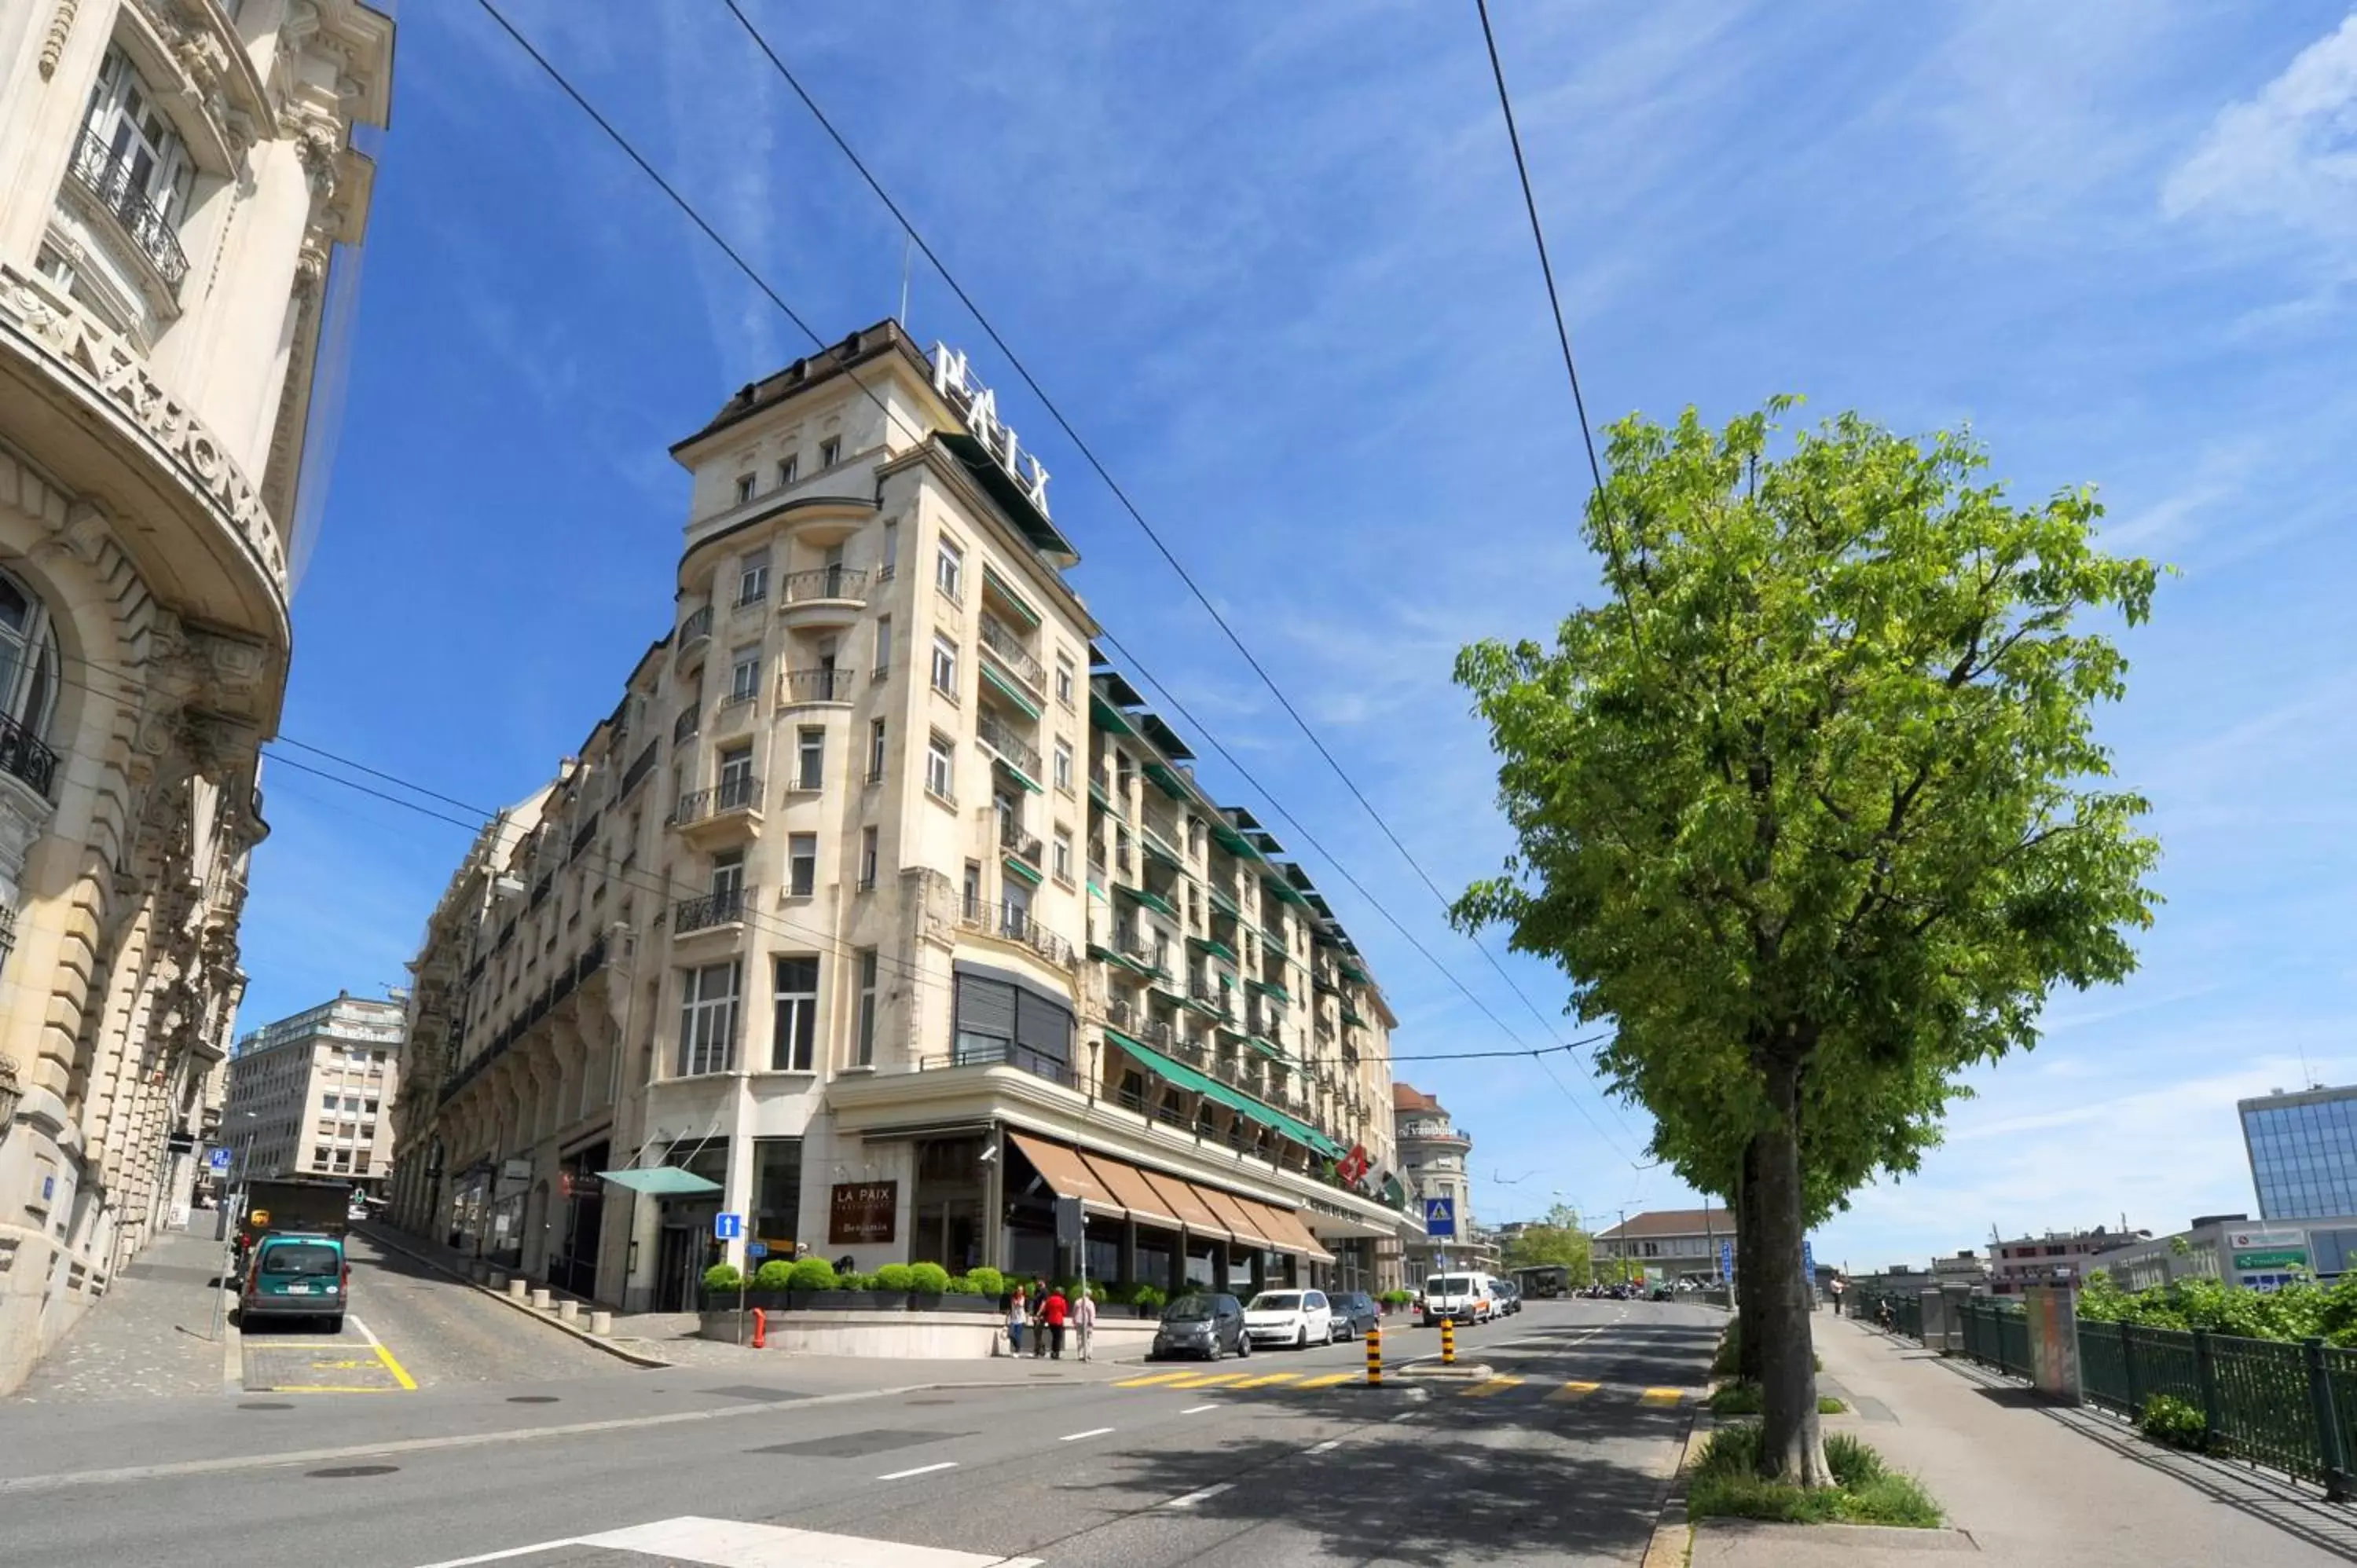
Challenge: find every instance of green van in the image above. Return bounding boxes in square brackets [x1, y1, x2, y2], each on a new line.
[241, 1232, 348, 1332]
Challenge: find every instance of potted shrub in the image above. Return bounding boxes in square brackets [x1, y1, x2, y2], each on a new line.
[966, 1266, 1006, 1303]
[873, 1262, 917, 1308]
[1132, 1283, 1167, 1317]
[786, 1255, 853, 1309]
[702, 1262, 743, 1309]
[750, 1258, 796, 1310]
[838, 1269, 906, 1311]
[907, 1262, 954, 1310]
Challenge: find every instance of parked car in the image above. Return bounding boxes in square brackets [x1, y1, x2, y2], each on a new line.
[1244, 1288, 1335, 1350]
[1493, 1281, 1522, 1316]
[1150, 1292, 1251, 1361]
[240, 1231, 348, 1332]
[1328, 1291, 1380, 1340]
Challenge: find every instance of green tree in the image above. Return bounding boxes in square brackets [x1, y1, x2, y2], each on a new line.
[1453, 403, 2160, 1483]
[1502, 1202, 1594, 1280]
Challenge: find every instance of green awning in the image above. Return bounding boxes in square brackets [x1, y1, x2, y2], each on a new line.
[1141, 829, 1182, 868]
[1090, 693, 1137, 736]
[1340, 1004, 1368, 1027]
[1248, 978, 1292, 1002]
[1142, 760, 1188, 800]
[1003, 853, 1043, 886]
[1339, 959, 1371, 984]
[1187, 936, 1238, 962]
[982, 563, 1042, 627]
[1263, 871, 1310, 906]
[1206, 885, 1241, 918]
[1107, 1031, 1333, 1153]
[1246, 1035, 1284, 1061]
[980, 663, 1043, 720]
[1116, 883, 1177, 918]
[598, 1167, 720, 1196]
[1088, 941, 1154, 976]
[990, 753, 1045, 795]
[1088, 775, 1112, 810]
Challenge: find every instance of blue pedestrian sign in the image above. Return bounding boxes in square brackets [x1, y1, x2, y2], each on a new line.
[713, 1212, 744, 1241]
[1803, 1240, 1816, 1283]
[1721, 1238, 1734, 1282]
[1424, 1197, 1457, 1238]
[207, 1148, 232, 1174]
[745, 1241, 768, 1261]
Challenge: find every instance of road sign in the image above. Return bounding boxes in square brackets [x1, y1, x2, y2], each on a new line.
[1424, 1197, 1456, 1238]
[1054, 1196, 1083, 1247]
[713, 1211, 744, 1241]
[1803, 1240, 1816, 1281]
[1720, 1239, 1734, 1281]
[745, 1241, 768, 1261]
[207, 1148, 233, 1174]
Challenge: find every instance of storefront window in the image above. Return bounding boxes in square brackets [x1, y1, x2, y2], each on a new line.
[912, 1135, 985, 1272]
[753, 1138, 802, 1253]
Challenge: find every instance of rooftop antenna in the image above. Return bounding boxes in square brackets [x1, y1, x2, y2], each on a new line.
[896, 232, 914, 329]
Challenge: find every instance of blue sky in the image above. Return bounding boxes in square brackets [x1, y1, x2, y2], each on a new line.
[244, 1, 2357, 1273]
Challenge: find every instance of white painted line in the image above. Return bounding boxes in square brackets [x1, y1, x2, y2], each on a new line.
[349, 1314, 381, 1346]
[1307, 1439, 1342, 1453]
[1180, 1404, 1218, 1414]
[1059, 1427, 1115, 1442]
[576, 1515, 1043, 1567]
[1164, 1482, 1233, 1509]
[414, 1543, 584, 1568]
[877, 1461, 959, 1481]
[1387, 1410, 1417, 1423]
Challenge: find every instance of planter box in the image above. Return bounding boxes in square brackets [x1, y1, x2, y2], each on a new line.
[926, 1294, 1000, 1314]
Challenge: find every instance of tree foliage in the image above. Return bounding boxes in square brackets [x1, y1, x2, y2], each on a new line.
[1502, 1201, 1595, 1277]
[1453, 402, 2161, 1482]
[2080, 1271, 2357, 1345]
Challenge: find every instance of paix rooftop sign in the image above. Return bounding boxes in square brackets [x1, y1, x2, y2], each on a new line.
[931, 343, 1052, 518]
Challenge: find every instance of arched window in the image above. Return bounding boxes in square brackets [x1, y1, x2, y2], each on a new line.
[0, 568, 60, 742]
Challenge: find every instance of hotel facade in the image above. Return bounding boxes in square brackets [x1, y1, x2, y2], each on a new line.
[387, 324, 1423, 1312]
[0, 0, 393, 1392]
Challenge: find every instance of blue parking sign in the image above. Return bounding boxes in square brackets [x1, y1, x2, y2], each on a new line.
[713, 1212, 743, 1241]
[207, 1148, 232, 1174]
[745, 1241, 768, 1260]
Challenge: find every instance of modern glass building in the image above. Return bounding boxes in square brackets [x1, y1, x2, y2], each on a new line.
[2240, 1086, 2357, 1221]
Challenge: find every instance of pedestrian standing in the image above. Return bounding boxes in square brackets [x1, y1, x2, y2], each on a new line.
[1073, 1285, 1098, 1362]
[1044, 1284, 1069, 1360]
[1005, 1284, 1027, 1357]
[1030, 1278, 1050, 1357]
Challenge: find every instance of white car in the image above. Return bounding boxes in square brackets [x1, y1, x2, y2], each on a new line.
[1244, 1288, 1334, 1350]
[1420, 1272, 1497, 1327]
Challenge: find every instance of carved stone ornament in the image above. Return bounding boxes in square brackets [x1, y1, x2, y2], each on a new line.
[38, 0, 78, 81]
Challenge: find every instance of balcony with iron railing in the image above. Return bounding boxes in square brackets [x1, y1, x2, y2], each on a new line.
[673, 885, 753, 935]
[975, 708, 1042, 780]
[780, 565, 868, 606]
[999, 815, 1043, 870]
[977, 614, 1047, 697]
[778, 666, 856, 705]
[1187, 976, 1232, 1019]
[65, 128, 189, 289]
[0, 710, 60, 801]
[669, 775, 762, 842]
[676, 603, 714, 652]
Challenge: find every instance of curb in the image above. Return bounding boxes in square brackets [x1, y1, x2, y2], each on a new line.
[357, 1225, 671, 1370]
[1642, 1406, 1709, 1568]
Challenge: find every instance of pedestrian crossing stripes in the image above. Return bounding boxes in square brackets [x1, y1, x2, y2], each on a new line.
[1295, 1372, 1360, 1388]
[1639, 1387, 1685, 1406]
[1547, 1380, 1603, 1403]
[1459, 1376, 1525, 1398]
[415, 1515, 1042, 1568]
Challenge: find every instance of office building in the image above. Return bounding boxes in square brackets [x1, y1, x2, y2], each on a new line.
[0, 0, 394, 1394]
[1985, 1225, 2140, 1295]
[386, 323, 1423, 1313]
[220, 993, 405, 1196]
[1394, 1083, 1495, 1277]
[2241, 1085, 2357, 1221]
[1596, 1207, 1735, 1283]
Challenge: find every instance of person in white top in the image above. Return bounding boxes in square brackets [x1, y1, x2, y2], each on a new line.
[1073, 1287, 1098, 1362]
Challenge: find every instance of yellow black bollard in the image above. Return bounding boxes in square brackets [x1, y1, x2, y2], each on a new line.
[1442, 1316, 1457, 1366]
[1366, 1321, 1383, 1386]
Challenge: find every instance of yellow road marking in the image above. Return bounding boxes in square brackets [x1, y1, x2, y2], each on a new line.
[1549, 1380, 1602, 1403]
[1163, 1371, 1250, 1388]
[372, 1341, 418, 1392]
[1116, 1370, 1201, 1387]
[1231, 1372, 1302, 1388]
[1460, 1376, 1525, 1398]
[310, 1359, 372, 1370]
[1296, 1372, 1359, 1388]
[1640, 1387, 1685, 1407]
[277, 1386, 401, 1394]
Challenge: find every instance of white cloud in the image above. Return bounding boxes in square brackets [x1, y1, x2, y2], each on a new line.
[2164, 13, 2357, 249]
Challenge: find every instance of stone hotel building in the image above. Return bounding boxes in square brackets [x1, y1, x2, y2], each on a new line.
[387, 324, 1424, 1312]
[0, 0, 393, 1394]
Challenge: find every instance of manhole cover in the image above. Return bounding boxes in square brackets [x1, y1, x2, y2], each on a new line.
[506, 1395, 559, 1404]
[307, 1465, 399, 1478]
[237, 1401, 294, 1411]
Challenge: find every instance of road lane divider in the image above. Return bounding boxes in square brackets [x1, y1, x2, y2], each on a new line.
[350, 1316, 418, 1392]
[877, 1462, 959, 1481]
[1058, 1427, 1115, 1442]
[1230, 1372, 1301, 1388]
[1164, 1482, 1233, 1509]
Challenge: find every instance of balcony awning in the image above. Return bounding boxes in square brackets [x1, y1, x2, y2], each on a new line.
[980, 663, 1043, 720]
[1002, 854, 1043, 886]
[1078, 1149, 1183, 1230]
[982, 563, 1042, 627]
[1140, 830, 1182, 869]
[990, 753, 1045, 795]
[1108, 1028, 1334, 1156]
[1089, 693, 1137, 736]
[1187, 935, 1238, 963]
[597, 1167, 720, 1196]
[1194, 1186, 1272, 1250]
[1116, 883, 1177, 918]
[1142, 760, 1188, 800]
[1246, 1199, 1337, 1264]
[1248, 978, 1292, 1002]
[1008, 1132, 1122, 1214]
[1139, 1171, 1227, 1237]
[1205, 884, 1241, 918]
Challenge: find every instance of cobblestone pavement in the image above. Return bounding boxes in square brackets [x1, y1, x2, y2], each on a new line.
[11, 1214, 233, 1404]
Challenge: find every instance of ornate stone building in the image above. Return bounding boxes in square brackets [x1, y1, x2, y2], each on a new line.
[0, 0, 394, 1393]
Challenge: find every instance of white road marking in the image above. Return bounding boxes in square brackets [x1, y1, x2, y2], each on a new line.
[564, 1515, 1043, 1567]
[877, 1461, 959, 1481]
[1059, 1427, 1114, 1442]
[349, 1314, 381, 1345]
[414, 1544, 578, 1568]
[1307, 1439, 1342, 1453]
[1164, 1482, 1233, 1509]
[1180, 1404, 1218, 1414]
[1387, 1410, 1417, 1423]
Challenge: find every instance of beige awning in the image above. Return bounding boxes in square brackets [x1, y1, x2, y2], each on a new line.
[1078, 1150, 1182, 1231]
[1140, 1171, 1229, 1238]
[1008, 1132, 1123, 1215]
[1195, 1186, 1274, 1250]
[1244, 1198, 1337, 1264]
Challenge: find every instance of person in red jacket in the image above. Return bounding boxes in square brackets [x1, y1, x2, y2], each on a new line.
[1043, 1284, 1069, 1360]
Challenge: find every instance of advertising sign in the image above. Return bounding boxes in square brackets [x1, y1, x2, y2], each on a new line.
[2229, 1227, 2308, 1276]
[829, 1181, 899, 1245]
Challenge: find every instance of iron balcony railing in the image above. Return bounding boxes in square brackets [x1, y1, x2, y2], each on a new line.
[677, 603, 714, 647]
[956, 892, 1075, 967]
[1188, 976, 1231, 1017]
[922, 1036, 1076, 1090]
[673, 885, 752, 933]
[68, 129, 189, 287]
[779, 667, 856, 703]
[0, 710, 60, 801]
[977, 614, 1047, 694]
[782, 566, 868, 605]
[671, 774, 761, 826]
[975, 709, 1042, 779]
[999, 816, 1043, 869]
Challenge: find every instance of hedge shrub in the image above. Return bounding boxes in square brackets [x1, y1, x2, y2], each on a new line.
[909, 1262, 951, 1295]
[874, 1263, 916, 1293]
[786, 1256, 839, 1291]
[703, 1262, 743, 1293]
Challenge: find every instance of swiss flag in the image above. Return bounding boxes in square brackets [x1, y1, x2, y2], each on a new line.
[1336, 1144, 1371, 1188]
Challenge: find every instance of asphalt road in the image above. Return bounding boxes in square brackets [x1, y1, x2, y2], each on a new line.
[236, 1225, 620, 1392]
[0, 1297, 1723, 1568]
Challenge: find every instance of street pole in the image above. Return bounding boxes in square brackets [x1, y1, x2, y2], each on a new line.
[207, 1125, 257, 1343]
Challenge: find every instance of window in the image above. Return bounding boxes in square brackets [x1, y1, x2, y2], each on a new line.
[776, 453, 798, 487]
[1053, 738, 1073, 793]
[677, 962, 740, 1075]
[796, 727, 825, 789]
[860, 826, 879, 890]
[1052, 828, 1072, 884]
[936, 538, 964, 599]
[787, 833, 817, 897]
[874, 615, 893, 677]
[735, 474, 755, 505]
[709, 848, 745, 902]
[926, 735, 955, 802]
[856, 950, 878, 1066]
[819, 436, 842, 467]
[0, 569, 60, 742]
[753, 1137, 802, 1244]
[728, 647, 761, 704]
[880, 520, 899, 581]
[962, 860, 982, 914]
[717, 745, 756, 810]
[737, 551, 770, 606]
[75, 50, 196, 255]
[1054, 655, 1075, 709]
[931, 635, 959, 698]
[772, 955, 819, 1072]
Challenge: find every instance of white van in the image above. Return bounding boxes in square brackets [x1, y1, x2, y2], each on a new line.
[1420, 1270, 1496, 1327]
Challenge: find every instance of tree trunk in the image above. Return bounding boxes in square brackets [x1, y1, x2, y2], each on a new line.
[1756, 1054, 1831, 1486]
[1736, 1136, 1763, 1384]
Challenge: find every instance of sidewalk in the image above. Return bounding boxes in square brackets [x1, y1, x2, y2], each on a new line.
[9, 1213, 234, 1403]
[1695, 1313, 2357, 1566]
